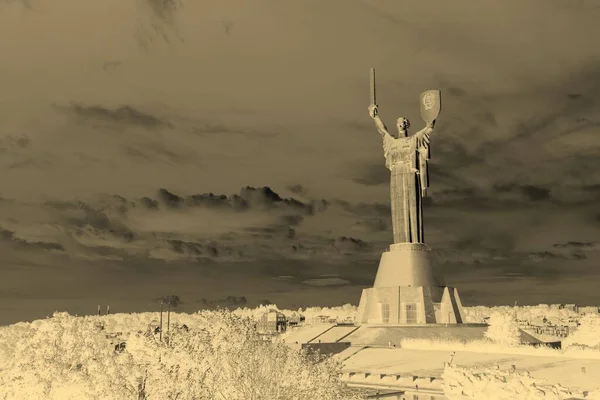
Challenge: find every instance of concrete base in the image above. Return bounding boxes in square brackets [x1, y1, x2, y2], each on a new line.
[356, 285, 465, 325]
[356, 242, 464, 325]
[374, 243, 445, 288]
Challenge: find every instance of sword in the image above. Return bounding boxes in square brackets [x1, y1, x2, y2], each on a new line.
[370, 68, 377, 106]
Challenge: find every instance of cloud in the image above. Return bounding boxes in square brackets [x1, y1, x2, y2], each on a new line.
[286, 184, 308, 196]
[0, 186, 384, 265]
[494, 184, 552, 202]
[272, 276, 295, 281]
[0, 226, 64, 252]
[350, 162, 389, 186]
[301, 277, 351, 287]
[197, 296, 248, 308]
[57, 104, 170, 128]
[332, 236, 369, 254]
[350, 217, 388, 233]
[143, 0, 182, 25]
[134, 0, 184, 51]
[152, 294, 184, 307]
[552, 241, 598, 250]
[102, 61, 122, 74]
[331, 199, 390, 217]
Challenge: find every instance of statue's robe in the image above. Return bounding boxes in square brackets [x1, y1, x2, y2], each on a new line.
[382, 130, 430, 244]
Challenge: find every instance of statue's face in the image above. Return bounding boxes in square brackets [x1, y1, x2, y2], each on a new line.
[396, 117, 410, 137]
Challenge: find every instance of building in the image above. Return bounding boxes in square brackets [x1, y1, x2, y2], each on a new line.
[257, 309, 287, 333]
[286, 312, 305, 327]
[578, 306, 600, 315]
[559, 304, 578, 313]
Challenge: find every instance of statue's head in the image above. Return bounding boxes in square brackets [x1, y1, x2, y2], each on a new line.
[395, 117, 410, 138]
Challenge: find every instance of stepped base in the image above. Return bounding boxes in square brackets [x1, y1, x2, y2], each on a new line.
[356, 285, 465, 325]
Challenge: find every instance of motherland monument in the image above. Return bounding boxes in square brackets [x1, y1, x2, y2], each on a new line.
[355, 69, 465, 325]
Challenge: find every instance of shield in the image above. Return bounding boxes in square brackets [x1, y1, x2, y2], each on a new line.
[419, 90, 441, 125]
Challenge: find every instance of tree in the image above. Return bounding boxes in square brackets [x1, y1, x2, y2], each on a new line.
[562, 313, 600, 349]
[484, 311, 521, 346]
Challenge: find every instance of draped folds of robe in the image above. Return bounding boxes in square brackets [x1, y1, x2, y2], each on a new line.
[382, 130, 430, 244]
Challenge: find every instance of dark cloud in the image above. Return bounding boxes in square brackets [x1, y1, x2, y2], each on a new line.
[301, 277, 351, 287]
[102, 61, 122, 74]
[144, 0, 182, 25]
[332, 236, 369, 254]
[165, 239, 222, 258]
[332, 199, 390, 217]
[0, 227, 64, 252]
[552, 241, 598, 250]
[493, 183, 552, 202]
[0, 186, 381, 265]
[581, 184, 600, 198]
[153, 186, 316, 217]
[446, 86, 467, 97]
[222, 20, 233, 36]
[520, 185, 552, 201]
[57, 104, 170, 128]
[0, 134, 31, 150]
[286, 184, 308, 196]
[134, 0, 184, 51]
[351, 162, 389, 186]
[197, 295, 248, 309]
[140, 197, 159, 209]
[157, 188, 184, 208]
[152, 294, 184, 308]
[527, 251, 567, 262]
[272, 275, 295, 281]
[351, 218, 388, 233]
[499, 262, 564, 280]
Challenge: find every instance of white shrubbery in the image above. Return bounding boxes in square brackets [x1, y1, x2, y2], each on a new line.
[1, 303, 599, 399]
[232, 303, 357, 323]
[0, 310, 360, 400]
[484, 310, 521, 346]
[442, 363, 591, 400]
[464, 304, 580, 325]
[562, 313, 600, 349]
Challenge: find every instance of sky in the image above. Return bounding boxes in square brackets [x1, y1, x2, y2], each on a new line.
[0, 0, 600, 325]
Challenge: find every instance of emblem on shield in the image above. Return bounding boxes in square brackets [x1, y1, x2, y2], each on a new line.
[419, 90, 441, 125]
[423, 92, 435, 110]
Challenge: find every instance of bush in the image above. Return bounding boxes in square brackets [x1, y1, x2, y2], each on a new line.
[484, 311, 520, 347]
[562, 313, 600, 349]
[0, 310, 356, 400]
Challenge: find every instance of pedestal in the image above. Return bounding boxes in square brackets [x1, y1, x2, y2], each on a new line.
[356, 243, 465, 325]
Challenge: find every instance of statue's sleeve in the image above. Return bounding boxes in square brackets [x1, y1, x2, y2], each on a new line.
[419, 146, 429, 196]
[415, 128, 432, 196]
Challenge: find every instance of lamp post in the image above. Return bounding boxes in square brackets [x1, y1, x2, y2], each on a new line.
[159, 301, 163, 342]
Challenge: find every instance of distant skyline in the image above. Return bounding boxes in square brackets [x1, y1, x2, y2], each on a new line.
[1, 0, 600, 325]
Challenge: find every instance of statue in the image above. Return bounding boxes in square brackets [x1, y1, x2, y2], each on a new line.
[367, 68, 441, 244]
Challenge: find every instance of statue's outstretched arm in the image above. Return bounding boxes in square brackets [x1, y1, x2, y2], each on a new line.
[374, 115, 392, 138]
[368, 104, 392, 138]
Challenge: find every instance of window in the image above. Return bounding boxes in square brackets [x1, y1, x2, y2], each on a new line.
[380, 303, 390, 323]
[405, 303, 417, 324]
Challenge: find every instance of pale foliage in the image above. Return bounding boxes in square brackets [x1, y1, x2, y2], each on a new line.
[562, 313, 600, 349]
[400, 338, 600, 359]
[0, 312, 141, 400]
[232, 303, 357, 324]
[464, 305, 580, 325]
[442, 364, 590, 400]
[0, 310, 358, 400]
[484, 311, 520, 346]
